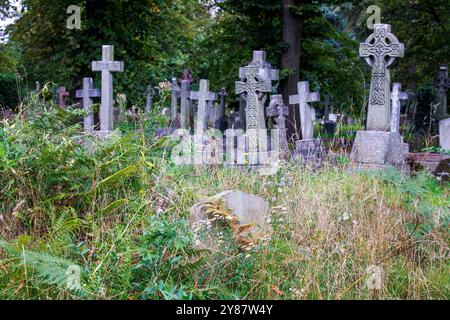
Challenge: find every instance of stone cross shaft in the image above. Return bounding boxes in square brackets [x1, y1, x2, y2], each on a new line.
[322, 95, 332, 121]
[171, 77, 181, 120]
[434, 65, 450, 119]
[360, 24, 404, 131]
[236, 66, 272, 156]
[145, 85, 155, 113]
[390, 83, 408, 133]
[190, 79, 217, 135]
[92, 45, 124, 132]
[58, 86, 69, 109]
[180, 80, 191, 129]
[76, 78, 101, 132]
[267, 94, 289, 157]
[289, 81, 320, 140]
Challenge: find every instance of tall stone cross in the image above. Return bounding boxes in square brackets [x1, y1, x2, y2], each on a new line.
[236, 66, 272, 159]
[434, 65, 450, 120]
[360, 24, 404, 131]
[180, 80, 191, 129]
[267, 94, 289, 158]
[171, 77, 181, 120]
[390, 83, 408, 133]
[76, 78, 101, 132]
[92, 45, 124, 132]
[58, 86, 69, 109]
[289, 81, 320, 140]
[190, 79, 217, 135]
[238, 51, 279, 130]
[145, 85, 155, 113]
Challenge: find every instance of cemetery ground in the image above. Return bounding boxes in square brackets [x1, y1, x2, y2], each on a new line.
[0, 95, 448, 300]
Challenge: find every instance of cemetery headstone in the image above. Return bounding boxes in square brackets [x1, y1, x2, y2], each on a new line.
[440, 118, 450, 151]
[267, 94, 289, 159]
[351, 24, 408, 170]
[76, 77, 101, 132]
[236, 66, 272, 163]
[360, 23, 404, 131]
[171, 77, 181, 120]
[190, 79, 217, 135]
[145, 85, 155, 113]
[390, 83, 408, 133]
[289, 81, 323, 164]
[58, 86, 69, 109]
[92, 45, 124, 132]
[434, 65, 449, 121]
[180, 80, 191, 130]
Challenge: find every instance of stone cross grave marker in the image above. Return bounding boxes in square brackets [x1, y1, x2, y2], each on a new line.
[58, 86, 69, 109]
[209, 87, 228, 129]
[76, 78, 101, 132]
[145, 85, 155, 113]
[434, 65, 450, 120]
[360, 24, 404, 131]
[92, 45, 124, 132]
[267, 94, 289, 158]
[190, 79, 217, 135]
[236, 66, 272, 161]
[390, 83, 408, 133]
[238, 51, 279, 130]
[171, 77, 181, 120]
[180, 80, 191, 129]
[289, 81, 320, 140]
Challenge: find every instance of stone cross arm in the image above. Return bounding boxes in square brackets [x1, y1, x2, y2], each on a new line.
[92, 61, 124, 72]
[76, 88, 101, 98]
[289, 82, 320, 105]
[391, 83, 408, 100]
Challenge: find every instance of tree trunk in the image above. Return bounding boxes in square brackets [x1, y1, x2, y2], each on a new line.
[281, 0, 302, 143]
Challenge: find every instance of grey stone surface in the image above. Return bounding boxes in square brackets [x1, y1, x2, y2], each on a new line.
[57, 86, 69, 109]
[145, 85, 155, 113]
[190, 79, 217, 135]
[434, 65, 449, 120]
[390, 83, 408, 133]
[189, 190, 271, 250]
[360, 24, 404, 131]
[180, 80, 191, 130]
[236, 66, 272, 163]
[76, 78, 101, 132]
[351, 131, 407, 165]
[322, 95, 332, 121]
[294, 139, 324, 165]
[289, 81, 320, 140]
[267, 94, 289, 159]
[440, 118, 450, 150]
[171, 77, 181, 120]
[92, 45, 124, 132]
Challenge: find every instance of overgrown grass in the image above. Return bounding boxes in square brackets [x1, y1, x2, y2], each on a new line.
[0, 95, 448, 300]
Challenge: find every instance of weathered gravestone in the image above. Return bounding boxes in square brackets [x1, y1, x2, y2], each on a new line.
[289, 81, 323, 163]
[190, 79, 217, 135]
[180, 80, 191, 130]
[209, 87, 228, 131]
[238, 51, 279, 130]
[236, 66, 272, 164]
[189, 190, 271, 250]
[434, 65, 449, 121]
[267, 94, 289, 159]
[390, 83, 408, 134]
[57, 86, 69, 109]
[440, 118, 450, 150]
[75, 77, 101, 132]
[180, 68, 195, 83]
[351, 24, 407, 169]
[92, 45, 124, 133]
[171, 77, 181, 121]
[145, 85, 155, 113]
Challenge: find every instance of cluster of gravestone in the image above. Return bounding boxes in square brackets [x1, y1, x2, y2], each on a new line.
[18, 23, 448, 173]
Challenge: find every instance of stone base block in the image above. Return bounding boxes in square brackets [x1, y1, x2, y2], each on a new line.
[294, 139, 325, 165]
[350, 131, 407, 166]
[439, 118, 450, 150]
